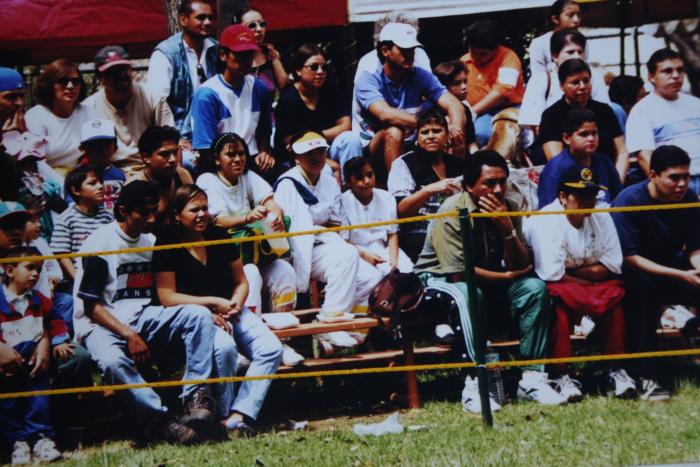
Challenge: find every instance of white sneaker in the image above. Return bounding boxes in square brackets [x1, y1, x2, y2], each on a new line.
[282, 344, 305, 367]
[517, 370, 567, 405]
[660, 305, 695, 329]
[608, 369, 638, 399]
[461, 376, 501, 414]
[32, 437, 62, 463]
[321, 331, 358, 348]
[552, 374, 583, 403]
[11, 440, 31, 466]
[637, 378, 671, 401]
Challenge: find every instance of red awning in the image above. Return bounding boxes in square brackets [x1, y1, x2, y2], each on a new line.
[249, 0, 347, 30]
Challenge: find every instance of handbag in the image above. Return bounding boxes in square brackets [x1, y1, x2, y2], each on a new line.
[368, 268, 425, 338]
[227, 215, 291, 266]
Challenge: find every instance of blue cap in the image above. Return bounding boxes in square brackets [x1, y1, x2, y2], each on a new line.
[0, 201, 31, 222]
[0, 68, 25, 92]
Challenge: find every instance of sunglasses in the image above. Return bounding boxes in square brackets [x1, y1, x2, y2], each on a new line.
[196, 64, 207, 83]
[246, 20, 267, 29]
[304, 63, 329, 72]
[56, 77, 81, 87]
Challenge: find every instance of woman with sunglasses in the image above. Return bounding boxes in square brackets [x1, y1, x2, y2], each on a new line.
[233, 8, 289, 95]
[26, 59, 95, 180]
[274, 44, 361, 175]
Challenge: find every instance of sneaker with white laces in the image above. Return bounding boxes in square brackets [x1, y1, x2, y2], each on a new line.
[637, 377, 671, 401]
[11, 440, 31, 466]
[517, 370, 567, 405]
[608, 369, 638, 399]
[32, 437, 62, 463]
[282, 344, 305, 367]
[552, 374, 583, 403]
[461, 375, 501, 414]
[434, 324, 456, 347]
[660, 305, 695, 329]
[321, 331, 358, 348]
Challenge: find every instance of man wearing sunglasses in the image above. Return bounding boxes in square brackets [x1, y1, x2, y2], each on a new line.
[147, 0, 218, 137]
[84, 46, 175, 171]
[190, 24, 274, 177]
[353, 23, 465, 179]
[0, 67, 24, 202]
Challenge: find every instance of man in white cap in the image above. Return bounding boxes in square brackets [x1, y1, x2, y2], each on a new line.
[84, 46, 175, 171]
[79, 118, 126, 211]
[353, 23, 465, 179]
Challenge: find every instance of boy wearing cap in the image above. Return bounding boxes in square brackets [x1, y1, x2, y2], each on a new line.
[612, 145, 700, 401]
[190, 24, 274, 177]
[274, 131, 383, 348]
[353, 22, 465, 177]
[78, 118, 126, 211]
[538, 107, 622, 208]
[84, 46, 175, 170]
[0, 67, 25, 202]
[72, 181, 219, 444]
[525, 166, 635, 402]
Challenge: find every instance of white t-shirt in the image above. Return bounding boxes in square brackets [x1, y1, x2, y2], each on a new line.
[147, 37, 217, 98]
[518, 68, 610, 126]
[73, 222, 156, 340]
[340, 188, 398, 248]
[25, 103, 95, 169]
[274, 166, 343, 227]
[625, 91, 700, 174]
[29, 237, 62, 298]
[524, 199, 622, 282]
[196, 171, 272, 219]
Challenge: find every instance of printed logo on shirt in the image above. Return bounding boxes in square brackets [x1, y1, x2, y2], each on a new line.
[103, 180, 123, 211]
[113, 262, 153, 301]
[1, 316, 43, 348]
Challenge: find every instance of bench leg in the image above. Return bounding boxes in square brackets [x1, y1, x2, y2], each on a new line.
[402, 327, 420, 409]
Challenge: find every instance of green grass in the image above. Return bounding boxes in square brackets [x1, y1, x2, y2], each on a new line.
[56, 381, 700, 467]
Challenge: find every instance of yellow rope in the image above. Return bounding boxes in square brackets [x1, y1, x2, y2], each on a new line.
[2, 348, 699, 400]
[2, 202, 700, 264]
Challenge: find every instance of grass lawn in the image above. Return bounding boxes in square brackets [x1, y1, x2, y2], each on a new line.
[56, 379, 700, 466]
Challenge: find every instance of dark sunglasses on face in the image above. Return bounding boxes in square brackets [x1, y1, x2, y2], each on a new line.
[247, 20, 267, 29]
[304, 63, 329, 72]
[56, 77, 81, 87]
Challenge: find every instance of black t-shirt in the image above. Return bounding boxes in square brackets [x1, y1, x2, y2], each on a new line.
[539, 98, 623, 160]
[152, 226, 240, 302]
[0, 147, 19, 202]
[274, 79, 350, 156]
[462, 103, 477, 147]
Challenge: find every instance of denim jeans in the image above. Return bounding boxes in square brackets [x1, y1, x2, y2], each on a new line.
[83, 304, 216, 416]
[211, 308, 282, 420]
[690, 174, 700, 197]
[0, 373, 53, 447]
[327, 131, 364, 171]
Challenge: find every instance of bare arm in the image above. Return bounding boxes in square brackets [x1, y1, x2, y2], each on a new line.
[397, 179, 460, 217]
[367, 100, 418, 128]
[388, 232, 399, 269]
[229, 258, 249, 309]
[613, 135, 630, 184]
[543, 141, 564, 160]
[438, 92, 466, 148]
[59, 258, 76, 280]
[624, 254, 700, 287]
[450, 265, 533, 284]
[471, 90, 509, 117]
[567, 263, 611, 282]
[322, 116, 351, 143]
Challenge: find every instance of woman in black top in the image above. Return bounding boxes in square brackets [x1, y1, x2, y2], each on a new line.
[153, 184, 282, 435]
[387, 108, 464, 261]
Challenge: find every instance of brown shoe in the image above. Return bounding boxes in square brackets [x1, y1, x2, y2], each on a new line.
[181, 387, 215, 431]
[164, 418, 199, 445]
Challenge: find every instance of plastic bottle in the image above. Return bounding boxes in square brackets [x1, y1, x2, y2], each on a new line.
[262, 212, 290, 256]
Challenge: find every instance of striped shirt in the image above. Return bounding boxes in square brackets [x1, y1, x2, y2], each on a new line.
[50, 205, 114, 265]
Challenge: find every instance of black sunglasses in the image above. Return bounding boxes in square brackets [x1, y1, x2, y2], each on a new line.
[246, 20, 267, 29]
[56, 77, 81, 87]
[304, 63, 329, 72]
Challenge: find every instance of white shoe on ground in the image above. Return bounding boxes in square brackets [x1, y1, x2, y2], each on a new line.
[11, 440, 31, 466]
[32, 437, 62, 463]
[608, 368, 638, 399]
[461, 375, 501, 414]
[637, 377, 671, 401]
[552, 374, 583, 403]
[517, 370, 567, 405]
[282, 344, 305, 367]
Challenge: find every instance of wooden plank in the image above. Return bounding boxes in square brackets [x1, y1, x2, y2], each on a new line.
[273, 317, 387, 338]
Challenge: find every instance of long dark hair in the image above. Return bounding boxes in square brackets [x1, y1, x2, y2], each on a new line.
[198, 132, 252, 175]
[291, 44, 326, 80]
[34, 58, 87, 108]
[169, 184, 208, 229]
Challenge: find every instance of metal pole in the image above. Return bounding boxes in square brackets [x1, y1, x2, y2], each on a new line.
[459, 208, 493, 427]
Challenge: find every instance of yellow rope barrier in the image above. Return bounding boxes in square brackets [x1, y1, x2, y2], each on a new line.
[2, 201, 700, 264]
[1, 348, 698, 400]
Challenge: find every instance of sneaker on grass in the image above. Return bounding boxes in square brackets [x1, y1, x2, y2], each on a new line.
[637, 378, 671, 401]
[608, 369, 638, 399]
[11, 440, 31, 466]
[553, 374, 583, 403]
[32, 437, 62, 463]
[517, 370, 567, 405]
[461, 375, 501, 414]
[282, 343, 305, 366]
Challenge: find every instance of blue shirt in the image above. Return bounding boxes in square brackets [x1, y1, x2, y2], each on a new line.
[353, 66, 447, 142]
[537, 148, 622, 208]
[190, 74, 271, 153]
[612, 181, 700, 264]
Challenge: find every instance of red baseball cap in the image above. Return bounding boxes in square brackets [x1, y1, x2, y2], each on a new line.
[220, 25, 260, 52]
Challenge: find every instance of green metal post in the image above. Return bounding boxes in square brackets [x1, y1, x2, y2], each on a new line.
[458, 208, 493, 427]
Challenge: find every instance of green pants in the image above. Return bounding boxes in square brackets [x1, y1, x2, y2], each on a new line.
[52, 343, 95, 390]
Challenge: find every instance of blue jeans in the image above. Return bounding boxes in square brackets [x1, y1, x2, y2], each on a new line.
[212, 308, 282, 420]
[327, 131, 364, 171]
[83, 304, 216, 416]
[52, 292, 74, 337]
[0, 373, 53, 447]
[474, 105, 521, 147]
[690, 175, 700, 197]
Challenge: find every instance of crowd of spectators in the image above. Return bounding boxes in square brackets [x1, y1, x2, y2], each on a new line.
[1, 0, 700, 462]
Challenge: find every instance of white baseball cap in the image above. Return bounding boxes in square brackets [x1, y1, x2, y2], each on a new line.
[291, 131, 329, 155]
[379, 23, 422, 49]
[81, 118, 116, 143]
